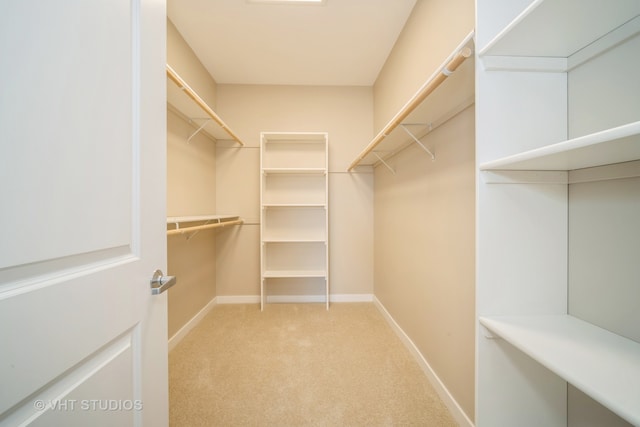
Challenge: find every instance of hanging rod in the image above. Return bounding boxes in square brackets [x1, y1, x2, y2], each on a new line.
[166, 64, 244, 146]
[347, 45, 472, 171]
[167, 219, 244, 236]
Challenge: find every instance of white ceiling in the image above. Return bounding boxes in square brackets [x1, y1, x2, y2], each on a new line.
[167, 0, 417, 86]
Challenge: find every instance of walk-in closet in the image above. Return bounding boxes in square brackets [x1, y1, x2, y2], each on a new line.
[164, 1, 639, 426]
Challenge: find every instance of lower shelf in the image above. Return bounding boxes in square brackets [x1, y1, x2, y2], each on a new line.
[480, 314, 640, 425]
[263, 270, 326, 278]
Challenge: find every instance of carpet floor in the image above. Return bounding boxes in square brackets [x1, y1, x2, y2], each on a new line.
[169, 303, 458, 426]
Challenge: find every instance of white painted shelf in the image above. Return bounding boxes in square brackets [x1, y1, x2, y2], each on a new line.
[480, 121, 640, 171]
[263, 168, 326, 174]
[262, 238, 326, 243]
[166, 215, 242, 236]
[263, 203, 326, 208]
[479, 0, 640, 58]
[263, 270, 327, 278]
[480, 315, 640, 426]
[167, 214, 239, 224]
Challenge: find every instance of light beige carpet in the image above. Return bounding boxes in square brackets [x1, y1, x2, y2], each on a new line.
[169, 303, 457, 426]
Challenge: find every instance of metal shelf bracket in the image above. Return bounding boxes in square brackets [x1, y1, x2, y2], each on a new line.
[187, 118, 210, 143]
[373, 152, 395, 174]
[400, 124, 435, 161]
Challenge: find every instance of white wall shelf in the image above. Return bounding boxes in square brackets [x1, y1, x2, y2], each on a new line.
[348, 31, 475, 171]
[166, 64, 245, 145]
[479, 0, 640, 58]
[480, 315, 640, 426]
[480, 121, 640, 171]
[166, 214, 242, 237]
[260, 132, 329, 310]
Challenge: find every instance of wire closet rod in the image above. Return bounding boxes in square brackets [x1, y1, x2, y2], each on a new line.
[166, 64, 244, 146]
[347, 46, 472, 171]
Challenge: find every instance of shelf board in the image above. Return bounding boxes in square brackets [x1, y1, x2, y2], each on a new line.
[262, 238, 326, 243]
[263, 270, 326, 278]
[261, 132, 328, 143]
[262, 168, 326, 175]
[479, 0, 640, 58]
[262, 203, 326, 208]
[166, 65, 244, 145]
[480, 121, 640, 171]
[167, 214, 239, 224]
[480, 314, 640, 425]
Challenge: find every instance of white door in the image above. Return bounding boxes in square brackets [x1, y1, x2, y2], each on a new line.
[0, 1, 168, 426]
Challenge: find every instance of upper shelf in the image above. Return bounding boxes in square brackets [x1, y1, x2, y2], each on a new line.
[166, 64, 244, 146]
[348, 31, 475, 171]
[479, 0, 640, 58]
[480, 314, 640, 426]
[480, 121, 640, 171]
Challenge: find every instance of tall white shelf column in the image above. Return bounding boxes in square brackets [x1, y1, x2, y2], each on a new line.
[260, 132, 329, 310]
[476, 0, 640, 426]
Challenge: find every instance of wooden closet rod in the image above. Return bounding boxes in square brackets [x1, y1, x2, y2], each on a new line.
[166, 64, 244, 146]
[347, 46, 472, 171]
[166, 219, 244, 236]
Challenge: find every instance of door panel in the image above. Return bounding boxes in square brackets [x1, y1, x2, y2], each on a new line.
[0, 1, 167, 426]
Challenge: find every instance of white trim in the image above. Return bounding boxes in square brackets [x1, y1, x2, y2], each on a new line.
[215, 293, 374, 305]
[168, 296, 218, 351]
[216, 295, 261, 304]
[330, 293, 373, 303]
[373, 296, 475, 427]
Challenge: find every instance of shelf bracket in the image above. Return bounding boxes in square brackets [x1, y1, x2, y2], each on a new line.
[400, 124, 435, 161]
[187, 118, 210, 143]
[186, 218, 220, 241]
[373, 152, 395, 174]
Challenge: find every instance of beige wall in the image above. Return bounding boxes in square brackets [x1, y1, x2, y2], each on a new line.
[166, 19, 219, 338]
[371, 0, 476, 421]
[214, 84, 375, 299]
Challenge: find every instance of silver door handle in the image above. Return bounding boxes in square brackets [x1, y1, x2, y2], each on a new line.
[150, 269, 177, 295]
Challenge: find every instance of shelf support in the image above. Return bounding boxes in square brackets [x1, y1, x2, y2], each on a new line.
[187, 119, 211, 143]
[373, 152, 395, 174]
[347, 42, 473, 171]
[400, 124, 435, 161]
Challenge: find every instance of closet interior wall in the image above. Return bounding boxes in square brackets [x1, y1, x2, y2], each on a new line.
[214, 84, 374, 301]
[166, 19, 220, 338]
[371, 0, 476, 423]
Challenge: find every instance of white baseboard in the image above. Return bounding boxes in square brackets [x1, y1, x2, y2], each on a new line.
[168, 296, 218, 352]
[215, 294, 374, 304]
[215, 295, 260, 304]
[373, 296, 474, 427]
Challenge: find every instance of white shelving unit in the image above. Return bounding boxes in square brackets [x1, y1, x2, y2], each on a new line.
[260, 132, 329, 310]
[347, 31, 475, 172]
[476, 1, 640, 426]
